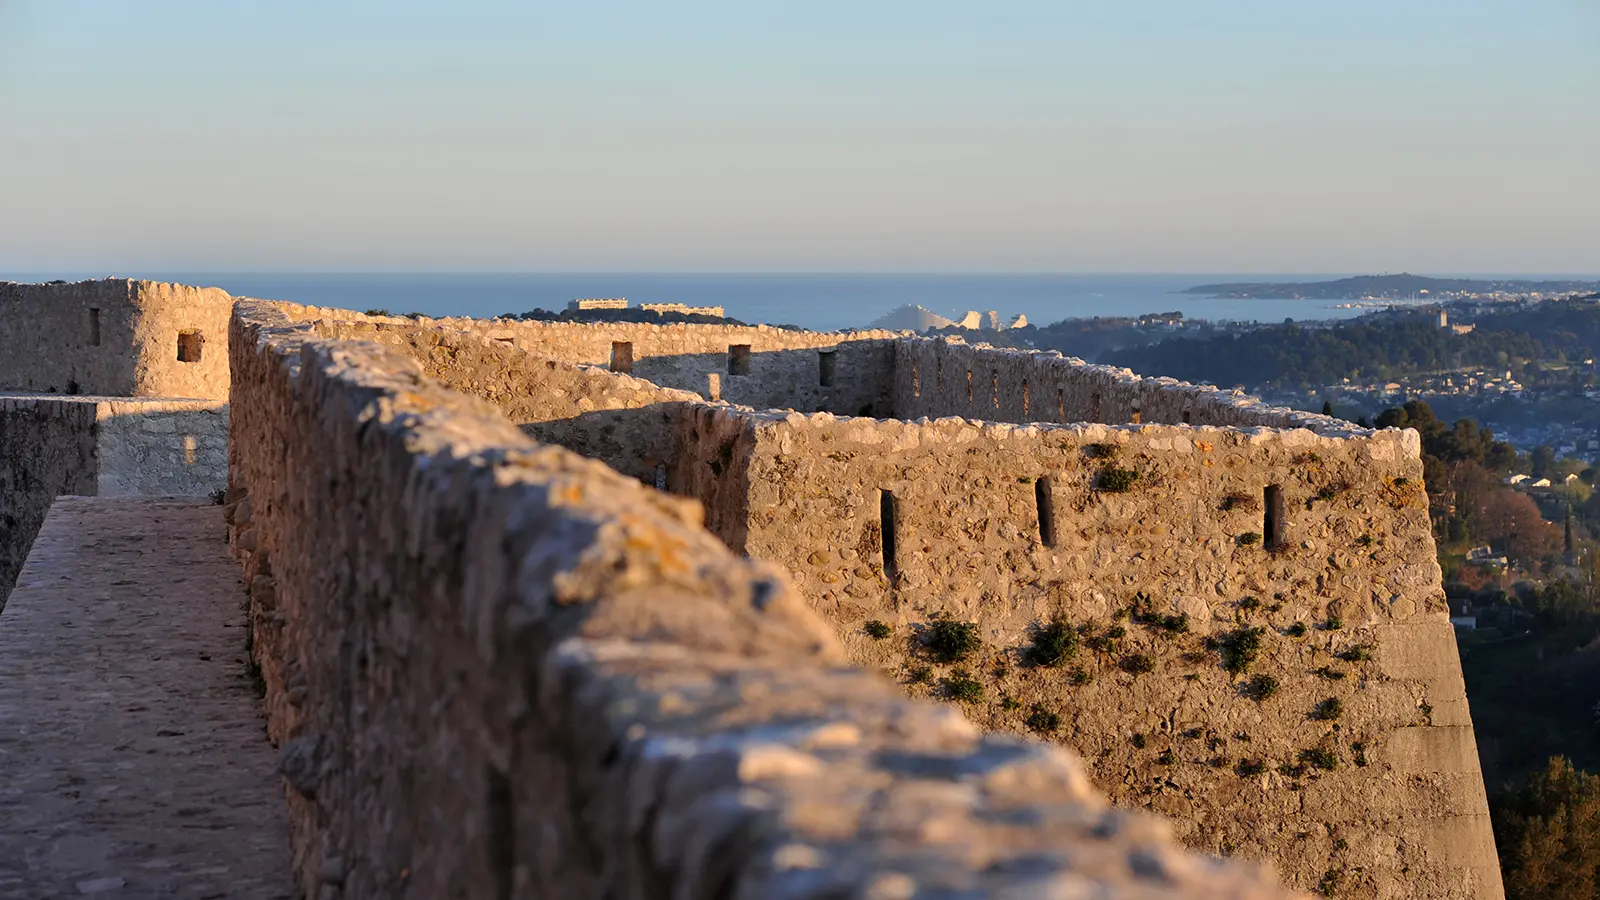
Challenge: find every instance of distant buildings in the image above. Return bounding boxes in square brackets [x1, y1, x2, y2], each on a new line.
[566, 298, 727, 318]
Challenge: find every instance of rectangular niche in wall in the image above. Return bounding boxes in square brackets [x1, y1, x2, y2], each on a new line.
[819, 349, 837, 386]
[1264, 484, 1285, 548]
[610, 341, 634, 374]
[729, 344, 751, 376]
[89, 308, 101, 346]
[176, 330, 204, 363]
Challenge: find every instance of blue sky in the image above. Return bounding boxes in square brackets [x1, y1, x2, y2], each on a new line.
[0, 0, 1595, 273]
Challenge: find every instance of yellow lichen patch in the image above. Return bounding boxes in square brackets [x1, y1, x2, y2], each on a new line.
[1381, 477, 1426, 509]
[1195, 440, 1214, 454]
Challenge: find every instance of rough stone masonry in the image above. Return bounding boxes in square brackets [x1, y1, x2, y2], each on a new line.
[268, 302, 1500, 899]
[0, 280, 1505, 898]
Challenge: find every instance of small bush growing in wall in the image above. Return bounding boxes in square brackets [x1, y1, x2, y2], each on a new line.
[1086, 625, 1125, 654]
[940, 669, 984, 703]
[907, 665, 932, 684]
[1301, 747, 1339, 771]
[1355, 534, 1374, 548]
[1024, 619, 1079, 667]
[1216, 626, 1265, 675]
[1131, 733, 1147, 749]
[364, 308, 391, 316]
[1000, 694, 1021, 711]
[1130, 594, 1190, 635]
[1068, 667, 1092, 686]
[1157, 749, 1177, 765]
[1286, 622, 1308, 638]
[1314, 666, 1347, 681]
[1096, 467, 1139, 492]
[1420, 701, 1434, 724]
[1220, 492, 1260, 512]
[1236, 758, 1267, 777]
[864, 620, 892, 640]
[1324, 615, 1344, 630]
[1335, 644, 1372, 662]
[1311, 698, 1344, 721]
[1026, 704, 1062, 734]
[1314, 482, 1349, 504]
[1244, 674, 1280, 702]
[924, 619, 981, 664]
[1120, 653, 1155, 676]
[1236, 532, 1262, 547]
[1084, 442, 1119, 459]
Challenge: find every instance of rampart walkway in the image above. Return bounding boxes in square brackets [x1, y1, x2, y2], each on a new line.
[0, 497, 291, 898]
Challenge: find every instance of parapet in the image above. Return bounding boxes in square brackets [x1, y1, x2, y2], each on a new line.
[224, 298, 1302, 899]
[0, 279, 233, 399]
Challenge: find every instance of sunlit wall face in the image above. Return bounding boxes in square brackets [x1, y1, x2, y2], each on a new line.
[0, 0, 1595, 274]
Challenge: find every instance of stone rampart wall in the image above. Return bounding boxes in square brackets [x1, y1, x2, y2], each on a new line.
[0, 397, 97, 609]
[224, 299, 1299, 900]
[302, 313, 702, 484]
[718, 409, 1500, 898]
[893, 339, 1355, 433]
[0, 394, 227, 608]
[0, 280, 233, 399]
[275, 306, 902, 415]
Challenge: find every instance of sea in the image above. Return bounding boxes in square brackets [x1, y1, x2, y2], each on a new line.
[2, 272, 1380, 333]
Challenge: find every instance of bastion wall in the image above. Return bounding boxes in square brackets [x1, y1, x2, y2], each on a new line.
[224, 299, 1296, 899]
[893, 338, 1351, 433]
[310, 309, 905, 416]
[0, 279, 233, 399]
[711, 408, 1499, 898]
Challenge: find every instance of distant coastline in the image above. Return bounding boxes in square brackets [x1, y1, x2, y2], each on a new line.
[1184, 273, 1600, 301]
[1184, 272, 1600, 299]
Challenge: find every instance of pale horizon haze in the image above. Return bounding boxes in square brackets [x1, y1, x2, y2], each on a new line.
[1, 1, 1596, 275]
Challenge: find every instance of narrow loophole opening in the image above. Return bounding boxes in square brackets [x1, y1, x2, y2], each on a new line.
[936, 357, 944, 391]
[1035, 477, 1055, 547]
[1090, 392, 1102, 422]
[486, 768, 515, 900]
[1057, 389, 1065, 423]
[1022, 380, 1030, 417]
[819, 349, 837, 386]
[729, 344, 751, 376]
[609, 341, 633, 373]
[1182, 410, 1191, 424]
[966, 370, 973, 404]
[1131, 409, 1142, 425]
[879, 489, 899, 584]
[89, 308, 101, 346]
[1264, 485, 1285, 548]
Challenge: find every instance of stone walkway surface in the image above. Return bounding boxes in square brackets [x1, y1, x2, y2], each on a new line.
[0, 497, 292, 899]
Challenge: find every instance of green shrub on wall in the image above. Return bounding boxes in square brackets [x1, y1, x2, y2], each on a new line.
[1096, 467, 1139, 492]
[923, 619, 981, 664]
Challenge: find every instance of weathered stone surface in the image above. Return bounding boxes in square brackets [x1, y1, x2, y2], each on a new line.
[0, 497, 292, 898]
